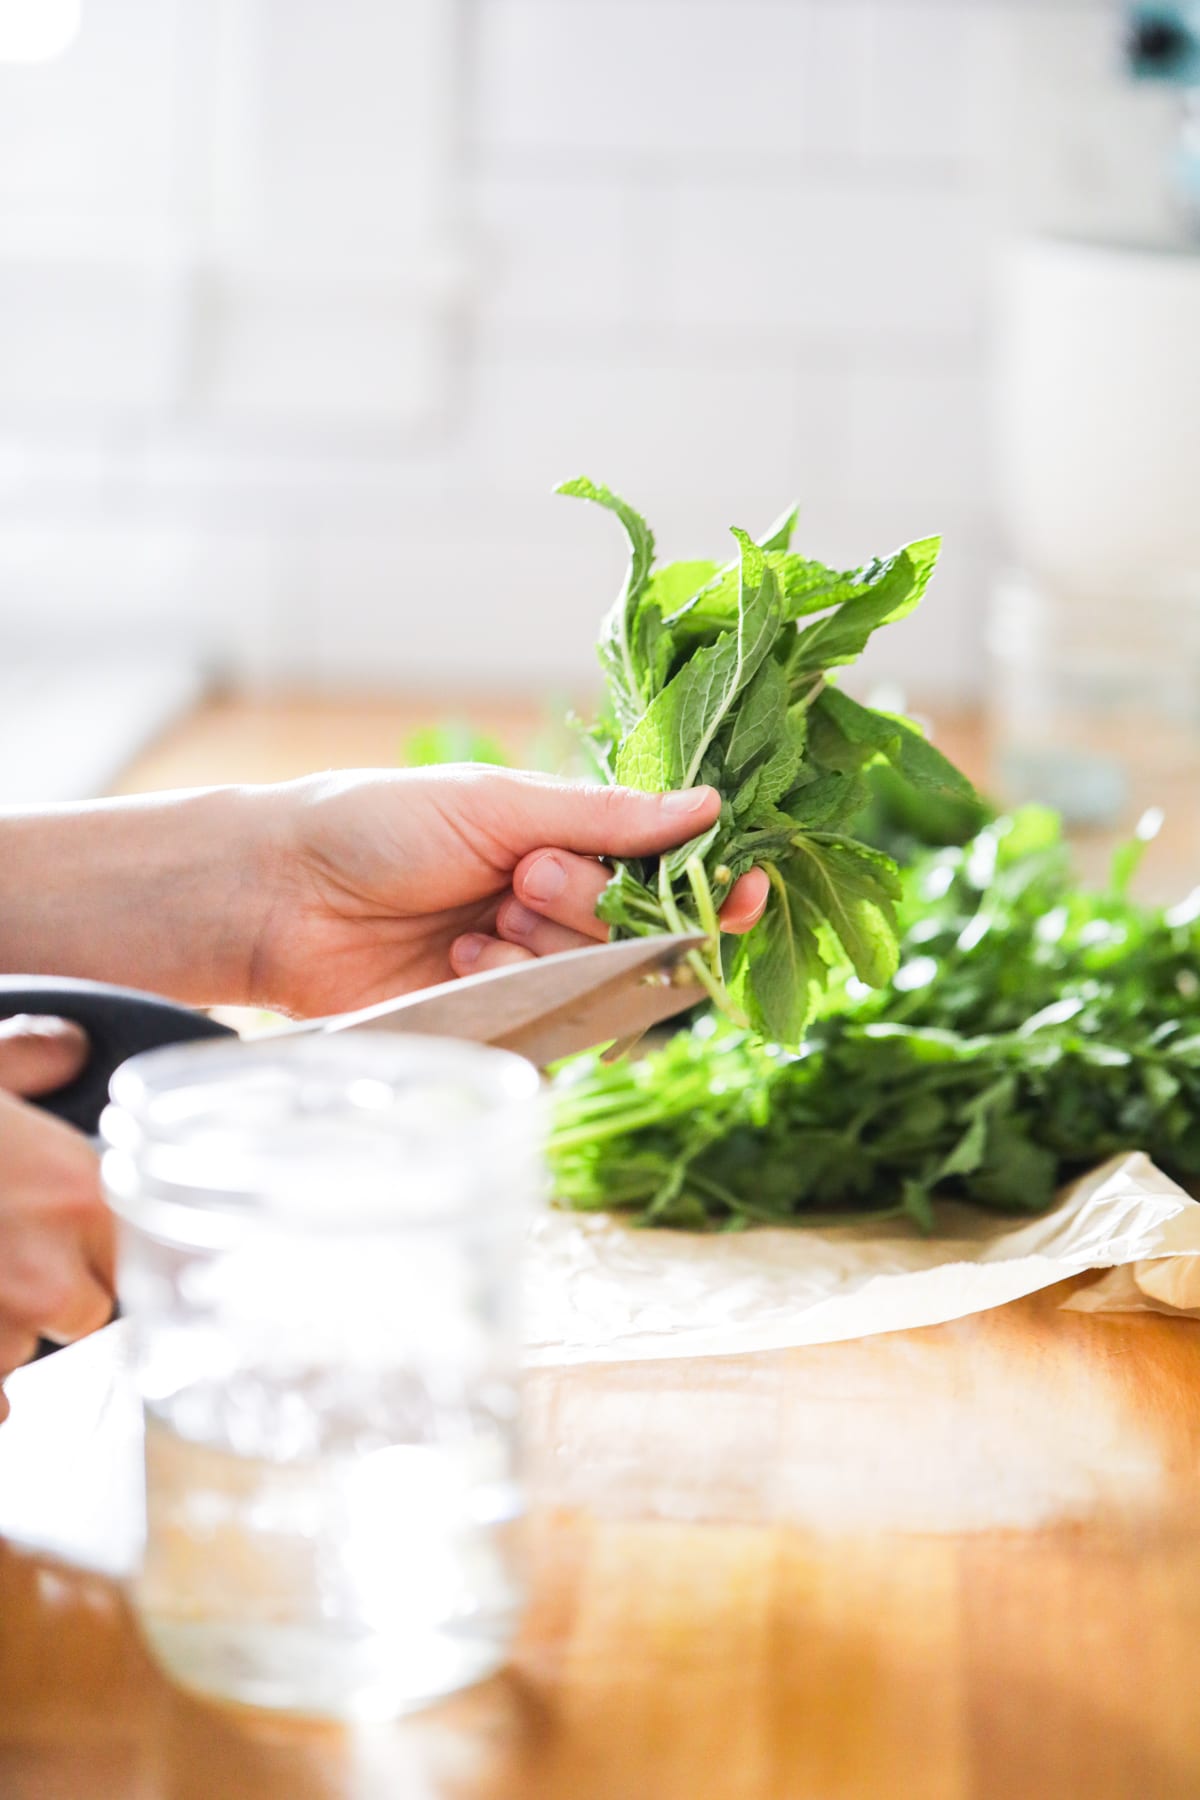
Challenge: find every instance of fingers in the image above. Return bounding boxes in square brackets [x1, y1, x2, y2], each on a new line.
[0, 1016, 89, 1098]
[0, 1250, 111, 1351]
[488, 774, 722, 861]
[0, 1221, 113, 1352]
[497, 899, 600, 960]
[511, 852, 612, 944]
[0, 1088, 114, 1361]
[33, 1265, 114, 1346]
[458, 866, 771, 978]
[0, 1324, 36, 1396]
[719, 867, 770, 935]
[449, 934, 535, 978]
[465, 869, 771, 978]
[503, 851, 770, 946]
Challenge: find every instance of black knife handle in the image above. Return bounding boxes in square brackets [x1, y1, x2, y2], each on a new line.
[0, 976, 237, 1135]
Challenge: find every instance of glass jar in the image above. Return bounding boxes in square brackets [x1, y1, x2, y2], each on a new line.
[100, 1032, 543, 1720]
[987, 568, 1200, 892]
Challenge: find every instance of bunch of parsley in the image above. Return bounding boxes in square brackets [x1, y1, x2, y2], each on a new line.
[549, 810, 1200, 1230]
[560, 478, 976, 1047]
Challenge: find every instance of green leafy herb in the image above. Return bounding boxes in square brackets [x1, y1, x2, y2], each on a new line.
[549, 811, 1200, 1230]
[561, 478, 971, 1044]
[403, 722, 509, 768]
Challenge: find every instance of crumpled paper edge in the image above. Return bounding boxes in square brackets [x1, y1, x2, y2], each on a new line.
[524, 1151, 1200, 1366]
[1061, 1250, 1200, 1319]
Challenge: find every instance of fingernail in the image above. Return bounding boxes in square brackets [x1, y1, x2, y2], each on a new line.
[454, 935, 484, 968]
[522, 853, 566, 902]
[502, 900, 539, 939]
[661, 786, 716, 815]
[0, 1014, 84, 1043]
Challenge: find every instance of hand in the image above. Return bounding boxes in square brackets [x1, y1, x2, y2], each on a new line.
[251, 768, 769, 1017]
[0, 770, 768, 1020]
[0, 1017, 113, 1422]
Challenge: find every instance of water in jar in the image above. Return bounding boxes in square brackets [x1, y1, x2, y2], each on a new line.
[137, 1361, 523, 1718]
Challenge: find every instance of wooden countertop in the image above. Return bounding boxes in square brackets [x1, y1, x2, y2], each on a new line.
[3, 691, 1199, 1798]
[110, 689, 985, 797]
[4, 1282, 1200, 1800]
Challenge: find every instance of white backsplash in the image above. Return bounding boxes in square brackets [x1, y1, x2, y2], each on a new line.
[0, 0, 1182, 704]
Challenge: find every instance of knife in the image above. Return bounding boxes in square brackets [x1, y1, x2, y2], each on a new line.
[0, 932, 708, 1135]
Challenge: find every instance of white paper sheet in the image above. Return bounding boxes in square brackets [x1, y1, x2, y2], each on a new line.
[524, 1151, 1200, 1364]
[1061, 1241, 1200, 1319]
[6, 1151, 1200, 1575]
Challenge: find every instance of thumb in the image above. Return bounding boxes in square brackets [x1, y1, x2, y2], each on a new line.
[491, 773, 722, 860]
[0, 1015, 89, 1098]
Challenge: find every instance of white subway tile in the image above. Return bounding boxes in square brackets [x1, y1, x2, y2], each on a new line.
[471, 172, 638, 330]
[843, 361, 991, 512]
[306, 512, 612, 691]
[463, 341, 846, 534]
[475, 0, 811, 158]
[652, 176, 985, 342]
[802, 3, 874, 162]
[860, 3, 979, 164]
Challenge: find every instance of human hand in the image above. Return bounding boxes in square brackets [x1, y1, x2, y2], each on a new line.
[250, 768, 769, 1017]
[0, 1017, 113, 1422]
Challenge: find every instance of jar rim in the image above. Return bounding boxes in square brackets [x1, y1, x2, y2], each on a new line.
[101, 1032, 543, 1239]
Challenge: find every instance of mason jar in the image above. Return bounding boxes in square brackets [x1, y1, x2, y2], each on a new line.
[987, 568, 1200, 893]
[100, 1032, 543, 1719]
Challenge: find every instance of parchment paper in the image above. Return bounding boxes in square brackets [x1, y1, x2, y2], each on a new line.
[1061, 1236, 1200, 1320]
[6, 1151, 1200, 1578]
[524, 1151, 1200, 1364]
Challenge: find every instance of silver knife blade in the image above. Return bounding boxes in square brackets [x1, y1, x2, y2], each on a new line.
[300, 932, 709, 1066]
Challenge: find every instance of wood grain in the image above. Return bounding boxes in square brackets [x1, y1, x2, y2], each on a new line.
[110, 690, 579, 793]
[4, 694, 1199, 1797]
[4, 1283, 1200, 1799]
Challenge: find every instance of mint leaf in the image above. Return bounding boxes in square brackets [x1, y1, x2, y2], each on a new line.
[724, 658, 789, 780]
[759, 503, 800, 554]
[881, 711, 977, 800]
[557, 476, 656, 732]
[561, 481, 963, 1049]
[788, 835, 901, 987]
[731, 722, 807, 822]
[741, 867, 823, 1043]
[615, 530, 782, 792]
[789, 538, 941, 677]
[809, 688, 976, 804]
[783, 772, 871, 830]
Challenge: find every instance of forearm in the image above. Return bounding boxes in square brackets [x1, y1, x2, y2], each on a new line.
[0, 787, 276, 1006]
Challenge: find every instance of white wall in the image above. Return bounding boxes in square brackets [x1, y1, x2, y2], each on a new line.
[0, 0, 1180, 703]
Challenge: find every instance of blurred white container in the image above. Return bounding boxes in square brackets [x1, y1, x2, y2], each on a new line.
[990, 236, 1200, 832]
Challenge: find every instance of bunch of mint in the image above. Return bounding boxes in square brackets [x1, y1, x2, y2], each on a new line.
[561, 477, 975, 1048]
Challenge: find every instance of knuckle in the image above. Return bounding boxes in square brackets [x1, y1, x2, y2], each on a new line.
[592, 782, 631, 824]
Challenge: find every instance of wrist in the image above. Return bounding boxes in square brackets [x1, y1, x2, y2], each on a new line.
[0, 786, 281, 1007]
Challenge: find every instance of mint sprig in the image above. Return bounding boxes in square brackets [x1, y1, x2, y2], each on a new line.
[560, 478, 975, 1048]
